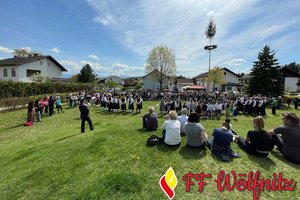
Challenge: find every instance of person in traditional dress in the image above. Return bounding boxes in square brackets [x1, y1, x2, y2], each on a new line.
[120, 96, 127, 113]
[136, 95, 143, 113]
[128, 95, 134, 113]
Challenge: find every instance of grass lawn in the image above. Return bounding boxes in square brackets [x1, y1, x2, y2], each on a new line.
[0, 101, 299, 200]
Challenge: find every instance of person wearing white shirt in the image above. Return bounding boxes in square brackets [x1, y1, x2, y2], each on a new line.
[162, 110, 181, 146]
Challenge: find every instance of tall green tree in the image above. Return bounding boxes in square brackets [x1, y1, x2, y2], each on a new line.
[77, 64, 97, 83]
[146, 45, 176, 91]
[282, 62, 300, 74]
[248, 46, 283, 96]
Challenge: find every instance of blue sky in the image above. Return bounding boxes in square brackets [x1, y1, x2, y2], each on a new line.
[0, 0, 299, 78]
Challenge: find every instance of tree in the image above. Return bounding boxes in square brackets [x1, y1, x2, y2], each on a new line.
[13, 48, 31, 57]
[204, 67, 226, 91]
[69, 74, 79, 82]
[205, 17, 217, 72]
[77, 64, 97, 83]
[282, 62, 300, 74]
[205, 17, 216, 41]
[248, 46, 283, 96]
[146, 45, 176, 91]
[105, 80, 118, 89]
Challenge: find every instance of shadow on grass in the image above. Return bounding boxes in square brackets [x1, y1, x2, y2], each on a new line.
[179, 145, 207, 160]
[55, 133, 81, 142]
[157, 144, 180, 152]
[9, 123, 25, 129]
[271, 151, 300, 169]
[246, 154, 276, 170]
[137, 128, 159, 134]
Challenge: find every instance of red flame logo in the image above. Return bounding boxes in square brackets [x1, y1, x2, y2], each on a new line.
[159, 167, 177, 200]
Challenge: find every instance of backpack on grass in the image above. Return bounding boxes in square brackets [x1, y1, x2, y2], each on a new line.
[146, 135, 162, 146]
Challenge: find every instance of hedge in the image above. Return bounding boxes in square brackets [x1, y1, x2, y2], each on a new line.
[0, 80, 99, 99]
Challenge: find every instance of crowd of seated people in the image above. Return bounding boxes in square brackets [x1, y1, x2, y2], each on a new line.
[142, 105, 300, 164]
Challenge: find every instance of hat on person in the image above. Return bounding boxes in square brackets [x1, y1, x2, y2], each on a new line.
[282, 112, 300, 125]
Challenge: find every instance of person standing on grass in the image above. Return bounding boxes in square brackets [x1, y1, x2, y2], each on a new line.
[271, 98, 278, 115]
[269, 112, 300, 164]
[44, 94, 49, 114]
[56, 96, 63, 113]
[48, 96, 55, 116]
[79, 98, 94, 133]
[34, 99, 42, 122]
[294, 97, 299, 110]
[26, 101, 34, 125]
[136, 95, 143, 113]
[235, 116, 274, 157]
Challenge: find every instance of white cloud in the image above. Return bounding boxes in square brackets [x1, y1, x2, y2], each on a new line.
[87, 0, 300, 77]
[111, 62, 144, 76]
[0, 46, 13, 54]
[224, 58, 247, 66]
[176, 56, 188, 61]
[60, 60, 81, 73]
[20, 47, 32, 52]
[88, 54, 99, 60]
[51, 47, 60, 53]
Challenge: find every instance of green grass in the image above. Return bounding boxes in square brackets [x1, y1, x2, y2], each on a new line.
[0, 102, 299, 200]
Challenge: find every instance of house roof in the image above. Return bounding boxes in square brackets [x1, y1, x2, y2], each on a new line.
[0, 55, 67, 71]
[177, 78, 194, 84]
[239, 74, 253, 79]
[193, 72, 208, 79]
[193, 67, 241, 79]
[143, 69, 169, 78]
[281, 67, 300, 78]
[222, 67, 241, 77]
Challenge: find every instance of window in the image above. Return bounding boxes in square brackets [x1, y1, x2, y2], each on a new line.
[224, 72, 226, 75]
[11, 68, 16, 77]
[3, 69, 8, 77]
[40, 61, 43, 65]
[26, 69, 41, 77]
[48, 62, 51, 66]
[227, 87, 232, 91]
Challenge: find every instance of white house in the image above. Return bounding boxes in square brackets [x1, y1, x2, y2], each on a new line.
[103, 76, 124, 85]
[176, 78, 195, 91]
[143, 69, 175, 91]
[281, 67, 300, 92]
[193, 67, 242, 92]
[0, 54, 67, 82]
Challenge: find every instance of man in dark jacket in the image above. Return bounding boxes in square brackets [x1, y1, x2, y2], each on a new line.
[207, 122, 239, 161]
[79, 98, 94, 133]
[142, 106, 158, 131]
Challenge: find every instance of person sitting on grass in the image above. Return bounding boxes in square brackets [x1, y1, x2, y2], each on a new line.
[235, 116, 274, 157]
[225, 118, 236, 135]
[162, 110, 181, 146]
[207, 122, 239, 161]
[184, 112, 208, 149]
[177, 108, 189, 134]
[269, 112, 300, 164]
[142, 106, 158, 131]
